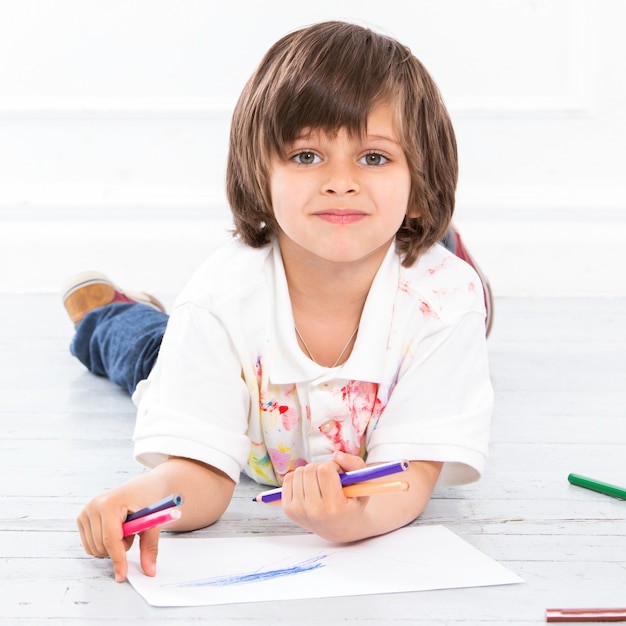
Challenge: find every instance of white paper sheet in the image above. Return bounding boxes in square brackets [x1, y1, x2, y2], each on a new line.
[126, 525, 523, 607]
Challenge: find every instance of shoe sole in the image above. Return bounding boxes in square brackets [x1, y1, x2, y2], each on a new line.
[62, 271, 166, 324]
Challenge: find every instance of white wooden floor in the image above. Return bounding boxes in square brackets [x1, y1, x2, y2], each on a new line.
[2, 294, 626, 625]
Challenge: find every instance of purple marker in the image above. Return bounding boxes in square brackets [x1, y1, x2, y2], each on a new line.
[125, 493, 183, 522]
[254, 459, 409, 504]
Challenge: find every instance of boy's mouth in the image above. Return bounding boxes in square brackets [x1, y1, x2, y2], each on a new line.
[314, 209, 367, 224]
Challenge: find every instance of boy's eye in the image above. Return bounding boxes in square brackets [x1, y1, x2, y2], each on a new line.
[292, 151, 320, 165]
[360, 152, 389, 166]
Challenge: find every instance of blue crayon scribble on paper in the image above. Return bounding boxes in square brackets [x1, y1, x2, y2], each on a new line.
[166, 553, 329, 588]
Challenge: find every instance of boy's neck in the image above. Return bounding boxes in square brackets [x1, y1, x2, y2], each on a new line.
[279, 236, 392, 312]
[278, 237, 393, 367]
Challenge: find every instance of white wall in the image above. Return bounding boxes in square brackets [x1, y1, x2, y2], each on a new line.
[1, 0, 625, 296]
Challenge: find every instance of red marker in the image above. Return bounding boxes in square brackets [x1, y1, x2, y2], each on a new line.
[122, 508, 181, 537]
[546, 608, 626, 622]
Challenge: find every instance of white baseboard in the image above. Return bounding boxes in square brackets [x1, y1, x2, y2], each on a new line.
[0, 217, 233, 296]
[454, 208, 626, 297]
[2, 208, 626, 297]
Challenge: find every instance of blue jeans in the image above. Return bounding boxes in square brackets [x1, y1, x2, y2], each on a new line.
[70, 303, 168, 395]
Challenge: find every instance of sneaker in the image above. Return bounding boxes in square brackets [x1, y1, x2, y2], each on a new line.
[61, 271, 166, 325]
[442, 226, 494, 337]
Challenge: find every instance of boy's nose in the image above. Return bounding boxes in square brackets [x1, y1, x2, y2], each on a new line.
[321, 162, 360, 195]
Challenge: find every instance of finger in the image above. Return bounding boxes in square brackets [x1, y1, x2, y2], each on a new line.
[282, 466, 310, 510]
[280, 470, 294, 504]
[102, 520, 130, 583]
[77, 509, 108, 557]
[332, 450, 366, 473]
[139, 527, 160, 577]
[315, 461, 345, 500]
[76, 514, 97, 556]
[300, 463, 325, 501]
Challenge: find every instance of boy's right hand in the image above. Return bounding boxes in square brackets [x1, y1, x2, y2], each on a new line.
[77, 487, 161, 583]
[77, 458, 236, 582]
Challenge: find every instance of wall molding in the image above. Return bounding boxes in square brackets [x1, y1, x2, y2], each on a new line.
[3, 185, 625, 221]
[0, 97, 236, 120]
[0, 96, 593, 121]
[2, 208, 625, 297]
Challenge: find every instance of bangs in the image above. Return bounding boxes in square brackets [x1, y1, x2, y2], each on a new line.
[260, 23, 408, 153]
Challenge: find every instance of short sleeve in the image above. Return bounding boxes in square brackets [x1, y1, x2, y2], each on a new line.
[365, 310, 493, 486]
[132, 301, 252, 483]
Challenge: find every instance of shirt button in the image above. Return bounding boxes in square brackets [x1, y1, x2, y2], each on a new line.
[319, 420, 336, 433]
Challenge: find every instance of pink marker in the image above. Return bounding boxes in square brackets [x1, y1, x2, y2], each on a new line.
[546, 608, 626, 622]
[122, 508, 181, 537]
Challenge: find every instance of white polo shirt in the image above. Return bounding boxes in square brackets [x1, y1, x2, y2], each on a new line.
[132, 237, 493, 487]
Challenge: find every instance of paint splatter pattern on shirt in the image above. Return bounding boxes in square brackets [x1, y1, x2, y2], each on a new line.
[248, 372, 383, 486]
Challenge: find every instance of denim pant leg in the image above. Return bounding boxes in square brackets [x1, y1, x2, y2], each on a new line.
[70, 303, 169, 395]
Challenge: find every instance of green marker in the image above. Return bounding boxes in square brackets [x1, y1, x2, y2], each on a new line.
[568, 473, 626, 500]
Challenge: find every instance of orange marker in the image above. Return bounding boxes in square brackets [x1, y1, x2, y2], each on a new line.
[262, 480, 409, 505]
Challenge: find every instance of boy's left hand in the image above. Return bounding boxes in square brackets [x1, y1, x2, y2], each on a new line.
[280, 451, 442, 543]
[280, 450, 371, 542]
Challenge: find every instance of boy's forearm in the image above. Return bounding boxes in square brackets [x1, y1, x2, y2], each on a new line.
[360, 461, 440, 538]
[320, 460, 442, 544]
[137, 456, 236, 532]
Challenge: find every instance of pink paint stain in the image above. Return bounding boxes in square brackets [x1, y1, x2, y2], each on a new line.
[427, 257, 450, 275]
[419, 300, 439, 320]
[268, 448, 307, 481]
[320, 420, 351, 453]
[318, 381, 382, 455]
[279, 404, 298, 431]
[342, 381, 383, 433]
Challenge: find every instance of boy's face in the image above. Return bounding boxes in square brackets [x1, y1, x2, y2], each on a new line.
[269, 102, 412, 268]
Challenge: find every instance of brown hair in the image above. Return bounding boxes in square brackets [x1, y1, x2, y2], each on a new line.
[226, 21, 457, 266]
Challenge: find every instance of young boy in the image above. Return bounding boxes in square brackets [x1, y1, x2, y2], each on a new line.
[68, 21, 493, 583]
